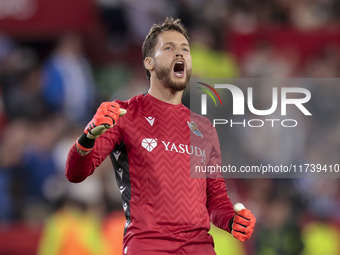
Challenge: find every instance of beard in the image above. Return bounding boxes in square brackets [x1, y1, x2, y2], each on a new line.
[155, 61, 192, 91]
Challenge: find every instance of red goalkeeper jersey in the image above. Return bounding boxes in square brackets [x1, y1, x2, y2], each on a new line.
[65, 93, 235, 255]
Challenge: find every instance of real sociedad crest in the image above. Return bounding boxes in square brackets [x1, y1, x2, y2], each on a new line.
[187, 121, 203, 138]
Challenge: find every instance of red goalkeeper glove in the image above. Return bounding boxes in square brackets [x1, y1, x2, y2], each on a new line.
[77, 102, 126, 152]
[231, 209, 256, 242]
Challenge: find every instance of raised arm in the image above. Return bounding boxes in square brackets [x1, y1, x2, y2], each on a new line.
[65, 102, 126, 182]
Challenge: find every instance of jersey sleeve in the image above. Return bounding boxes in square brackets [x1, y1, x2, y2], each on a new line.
[65, 122, 121, 183]
[206, 126, 235, 233]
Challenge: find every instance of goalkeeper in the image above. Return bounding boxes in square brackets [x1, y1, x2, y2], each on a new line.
[65, 17, 255, 255]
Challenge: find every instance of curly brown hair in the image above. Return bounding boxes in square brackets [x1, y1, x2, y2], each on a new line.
[142, 17, 190, 81]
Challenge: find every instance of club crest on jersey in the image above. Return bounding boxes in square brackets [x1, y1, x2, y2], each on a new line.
[187, 121, 203, 138]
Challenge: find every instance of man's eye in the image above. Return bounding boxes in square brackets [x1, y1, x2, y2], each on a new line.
[183, 48, 189, 52]
[165, 47, 171, 50]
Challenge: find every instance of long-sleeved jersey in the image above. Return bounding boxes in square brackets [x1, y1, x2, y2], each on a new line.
[65, 93, 235, 255]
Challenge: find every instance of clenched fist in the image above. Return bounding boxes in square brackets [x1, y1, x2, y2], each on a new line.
[231, 209, 256, 242]
[77, 102, 126, 152]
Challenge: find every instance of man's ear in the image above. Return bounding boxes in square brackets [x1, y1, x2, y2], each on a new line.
[144, 57, 154, 71]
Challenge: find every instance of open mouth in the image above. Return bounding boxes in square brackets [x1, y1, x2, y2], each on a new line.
[173, 61, 185, 78]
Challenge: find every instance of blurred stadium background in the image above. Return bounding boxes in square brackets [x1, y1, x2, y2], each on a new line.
[0, 0, 340, 254]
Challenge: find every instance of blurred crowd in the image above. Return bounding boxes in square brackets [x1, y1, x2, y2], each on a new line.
[0, 0, 340, 254]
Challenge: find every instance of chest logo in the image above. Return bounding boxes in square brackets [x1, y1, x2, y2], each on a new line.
[187, 121, 203, 138]
[141, 138, 158, 152]
[145, 116, 155, 126]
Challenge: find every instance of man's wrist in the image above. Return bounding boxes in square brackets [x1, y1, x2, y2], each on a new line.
[77, 133, 95, 153]
[75, 142, 91, 156]
[228, 215, 235, 233]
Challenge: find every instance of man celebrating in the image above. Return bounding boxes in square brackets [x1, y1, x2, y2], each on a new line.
[66, 17, 255, 255]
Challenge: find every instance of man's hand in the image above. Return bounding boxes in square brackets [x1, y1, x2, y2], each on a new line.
[231, 209, 256, 242]
[76, 102, 126, 153]
[85, 102, 126, 139]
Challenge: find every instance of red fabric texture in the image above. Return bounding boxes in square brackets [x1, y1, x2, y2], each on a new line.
[65, 94, 236, 254]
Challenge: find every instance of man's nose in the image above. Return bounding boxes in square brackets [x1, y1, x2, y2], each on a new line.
[175, 50, 183, 58]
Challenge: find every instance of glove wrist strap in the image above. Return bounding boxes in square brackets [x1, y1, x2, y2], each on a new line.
[77, 133, 95, 151]
[228, 215, 235, 233]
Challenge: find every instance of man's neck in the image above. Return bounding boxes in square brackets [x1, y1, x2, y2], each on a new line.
[148, 79, 183, 105]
